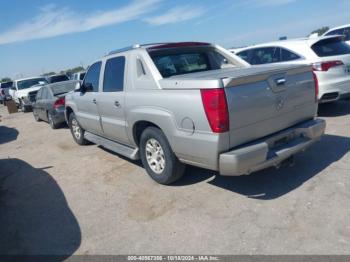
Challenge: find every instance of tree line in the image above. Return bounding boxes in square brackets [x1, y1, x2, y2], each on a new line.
[1, 66, 85, 83]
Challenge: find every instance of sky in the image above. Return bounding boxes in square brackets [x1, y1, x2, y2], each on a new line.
[0, 0, 350, 79]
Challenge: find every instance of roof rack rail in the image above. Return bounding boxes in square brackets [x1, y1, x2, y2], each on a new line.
[139, 42, 172, 48]
[107, 44, 141, 56]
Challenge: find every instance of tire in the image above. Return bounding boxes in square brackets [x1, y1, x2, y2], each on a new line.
[140, 127, 185, 185]
[48, 112, 59, 129]
[18, 99, 23, 111]
[33, 111, 41, 122]
[69, 113, 88, 145]
[22, 106, 29, 113]
[19, 99, 29, 112]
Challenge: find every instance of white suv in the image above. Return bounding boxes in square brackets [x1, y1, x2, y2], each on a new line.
[323, 24, 350, 45]
[231, 35, 350, 103]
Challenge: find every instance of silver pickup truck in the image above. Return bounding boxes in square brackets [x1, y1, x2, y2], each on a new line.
[65, 42, 326, 184]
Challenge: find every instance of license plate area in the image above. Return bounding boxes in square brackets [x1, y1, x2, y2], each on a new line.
[272, 132, 299, 149]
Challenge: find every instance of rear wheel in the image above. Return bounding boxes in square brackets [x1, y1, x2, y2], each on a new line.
[140, 127, 185, 185]
[48, 112, 59, 129]
[69, 113, 88, 145]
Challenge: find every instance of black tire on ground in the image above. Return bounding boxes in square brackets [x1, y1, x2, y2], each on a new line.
[140, 127, 185, 185]
[48, 112, 59, 129]
[68, 113, 88, 145]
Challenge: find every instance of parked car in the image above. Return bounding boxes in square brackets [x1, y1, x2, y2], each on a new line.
[323, 24, 350, 45]
[231, 35, 350, 103]
[71, 71, 86, 81]
[32, 80, 77, 129]
[46, 74, 70, 84]
[9, 77, 48, 112]
[0, 81, 13, 104]
[65, 42, 325, 185]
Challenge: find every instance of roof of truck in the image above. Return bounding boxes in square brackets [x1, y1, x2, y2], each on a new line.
[107, 42, 212, 56]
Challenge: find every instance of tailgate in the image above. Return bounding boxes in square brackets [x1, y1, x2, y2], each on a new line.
[223, 64, 317, 148]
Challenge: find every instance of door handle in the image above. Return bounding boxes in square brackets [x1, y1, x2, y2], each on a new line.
[114, 101, 121, 108]
[275, 78, 286, 86]
[92, 99, 97, 104]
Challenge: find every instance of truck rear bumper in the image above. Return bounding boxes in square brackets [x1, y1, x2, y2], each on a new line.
[219, 119, 326, 176]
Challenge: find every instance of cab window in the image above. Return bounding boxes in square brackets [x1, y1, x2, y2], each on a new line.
[83, 62, 102, 92]
[103, 57, 125, 92]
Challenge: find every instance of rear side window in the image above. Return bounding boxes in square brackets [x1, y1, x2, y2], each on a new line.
[311, 38, 350, 57]
[325, 28, 344, 36]
[84, 62, 101, 92]
[103, 56, 125, 92]
[248, 47, 280, 65]
[236, 50, 249, 62]
[280, 48, 301, 61]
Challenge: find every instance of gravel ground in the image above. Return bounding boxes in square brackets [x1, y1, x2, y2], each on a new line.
[0, 102, 350, 256]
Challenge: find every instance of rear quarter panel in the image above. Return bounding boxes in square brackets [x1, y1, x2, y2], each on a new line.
[126, 89, 230, 170]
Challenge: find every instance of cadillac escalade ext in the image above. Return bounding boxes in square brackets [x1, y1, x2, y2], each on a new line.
[65, 42, 325, 184]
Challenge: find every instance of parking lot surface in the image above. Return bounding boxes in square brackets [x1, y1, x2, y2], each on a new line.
[0, 102, 350, 255]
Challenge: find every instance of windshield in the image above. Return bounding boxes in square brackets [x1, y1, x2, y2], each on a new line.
[50, 84, 75, 96]
[149, 47, 236, 78]
[1, 82, 13, 89]
[17, 78, 47, 90]
[48, 75, 69, 83]
[311, 38, 350, 57]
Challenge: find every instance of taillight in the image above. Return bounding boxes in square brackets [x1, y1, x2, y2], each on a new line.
[53, 97, 65, 109]
[200, 88, 229, 133]
[312, 72, 319, 102]
[312, 60, 343, 71]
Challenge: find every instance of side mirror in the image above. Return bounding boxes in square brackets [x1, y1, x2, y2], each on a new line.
[83, 83, 93, 92]
[10, 86, 16, 91]
[77, 82, 93, 93]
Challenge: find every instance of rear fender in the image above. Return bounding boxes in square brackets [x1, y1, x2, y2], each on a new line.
[127, 107, 178, 148]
